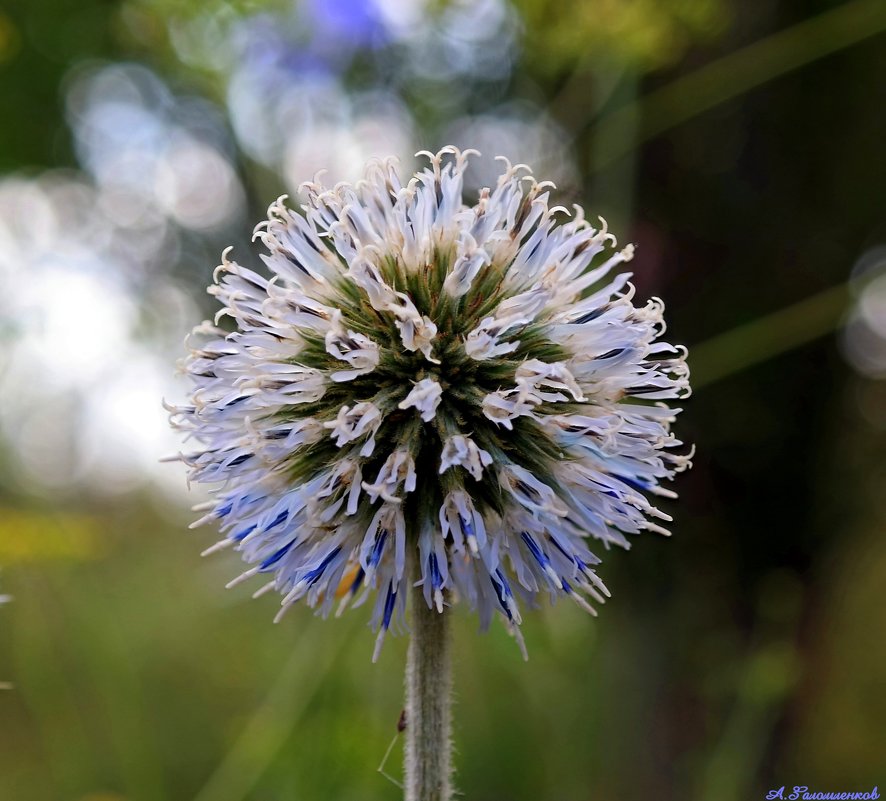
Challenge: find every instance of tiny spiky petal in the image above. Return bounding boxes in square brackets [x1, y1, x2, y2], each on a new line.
[168, 147, 692, 657]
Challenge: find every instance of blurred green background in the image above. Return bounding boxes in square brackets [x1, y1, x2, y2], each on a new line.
[1, 1, 885, 799]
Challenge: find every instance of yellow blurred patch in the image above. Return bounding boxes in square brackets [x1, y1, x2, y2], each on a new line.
[0, 509, 105, 563]
[335, 561, 362, 599]
[77, 794, 129, 801]
[0, 12, 21, 64]
[514, 0, 729, 73]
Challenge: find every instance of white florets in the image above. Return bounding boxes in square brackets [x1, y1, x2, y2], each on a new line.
[167, 147, 692, 659]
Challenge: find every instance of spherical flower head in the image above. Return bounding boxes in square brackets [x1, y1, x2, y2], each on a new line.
[168, 147, 692, 660]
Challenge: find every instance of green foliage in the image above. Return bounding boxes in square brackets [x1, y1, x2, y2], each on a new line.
[0, 0, 118, 170]
[513, 0, 731, 75]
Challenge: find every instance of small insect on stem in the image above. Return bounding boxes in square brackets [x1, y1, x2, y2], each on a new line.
[378, 708, 407, 789]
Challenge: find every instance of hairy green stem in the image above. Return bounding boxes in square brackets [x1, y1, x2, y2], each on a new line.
[404, 580, 452, 801]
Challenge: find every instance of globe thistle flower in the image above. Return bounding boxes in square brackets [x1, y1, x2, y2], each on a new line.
[168, 147, 691, 660]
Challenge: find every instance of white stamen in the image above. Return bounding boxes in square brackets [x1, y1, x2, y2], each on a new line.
[398, 378, 443, 423]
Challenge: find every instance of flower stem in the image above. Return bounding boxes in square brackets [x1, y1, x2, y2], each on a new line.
[405, 580, 452, 801]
